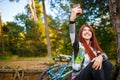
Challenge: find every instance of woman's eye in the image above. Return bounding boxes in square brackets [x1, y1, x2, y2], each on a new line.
[83, 29, 87, 31]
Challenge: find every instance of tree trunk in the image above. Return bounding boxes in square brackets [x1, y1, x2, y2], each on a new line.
[27, 0, 38, 22]
[0, 12, 5, 54]
[32, 0, 38, 22]
[42, 0, 51, 56]
[0, 12, 2, 37]
[107, 0, 120, 80]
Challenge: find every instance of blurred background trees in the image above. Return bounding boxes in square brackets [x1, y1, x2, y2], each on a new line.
[1, 0, 120, 79]
[0, 0, 116, 59]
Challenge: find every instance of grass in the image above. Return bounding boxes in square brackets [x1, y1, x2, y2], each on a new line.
[0, 55, 116, 66]
[0, 55, 54, 63]
[18, 57, 54, 61]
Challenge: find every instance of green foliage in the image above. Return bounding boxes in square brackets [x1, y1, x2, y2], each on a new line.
[0, 56, 11, 60]
[48, 16, 73, 56]
[94, 22, 116, 59]
[3, 0, 116, 59]
[1, 13, 47, 57]
[68, 0, 116, 59]
[59, 22, 73, 55]
[47, 0, 116, 59]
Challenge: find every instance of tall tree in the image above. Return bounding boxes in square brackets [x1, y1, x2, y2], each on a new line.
[0, 12, 5, 54]
[0, 12, 2, 37]
[27, 0, 38, 22]
[27, 0, 52, 56]
[107, 0, 120, 80]
[9, 0, 52, 56]
[41, 0, 51, 56]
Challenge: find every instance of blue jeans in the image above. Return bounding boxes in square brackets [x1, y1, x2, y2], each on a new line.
[75, 60, 112, 80]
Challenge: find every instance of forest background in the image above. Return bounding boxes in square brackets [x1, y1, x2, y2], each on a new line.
[0, 0, 119, 79]
[0, 0, 116, 59]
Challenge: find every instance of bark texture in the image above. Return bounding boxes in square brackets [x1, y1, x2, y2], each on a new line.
[42, 0, 51, 56]
[107, 0, 120, 80]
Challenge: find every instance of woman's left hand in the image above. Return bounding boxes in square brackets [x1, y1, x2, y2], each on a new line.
[91, 55, 103, 70]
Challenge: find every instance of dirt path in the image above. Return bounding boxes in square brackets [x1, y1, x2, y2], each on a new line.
[0, 61, 52, 70]
[0, 60, 67, 70]
[0, 60, 68, 80]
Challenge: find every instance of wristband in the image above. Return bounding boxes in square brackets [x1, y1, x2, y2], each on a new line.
[69, 21, 75, 24]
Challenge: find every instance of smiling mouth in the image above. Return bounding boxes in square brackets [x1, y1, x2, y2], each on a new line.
[84, 34, 90, 36]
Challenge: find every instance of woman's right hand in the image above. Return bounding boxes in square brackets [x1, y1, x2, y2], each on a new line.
[70, 6, 82, 21]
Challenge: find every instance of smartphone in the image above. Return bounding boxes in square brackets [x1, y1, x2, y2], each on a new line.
[72, 4, 81, 16]
[73, 4, 80, 8]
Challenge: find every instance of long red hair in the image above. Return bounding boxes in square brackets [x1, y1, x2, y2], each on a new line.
[78, 24, 103, 60]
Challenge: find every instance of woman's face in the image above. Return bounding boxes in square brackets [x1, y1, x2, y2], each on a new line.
[82, 26, 92, 40]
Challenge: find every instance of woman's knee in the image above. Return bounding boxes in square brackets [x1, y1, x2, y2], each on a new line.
[103, 60, 112, 70]
[92, 68, 105, 80]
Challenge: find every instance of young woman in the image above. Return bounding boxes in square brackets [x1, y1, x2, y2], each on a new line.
[69, 5, 112, 80]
